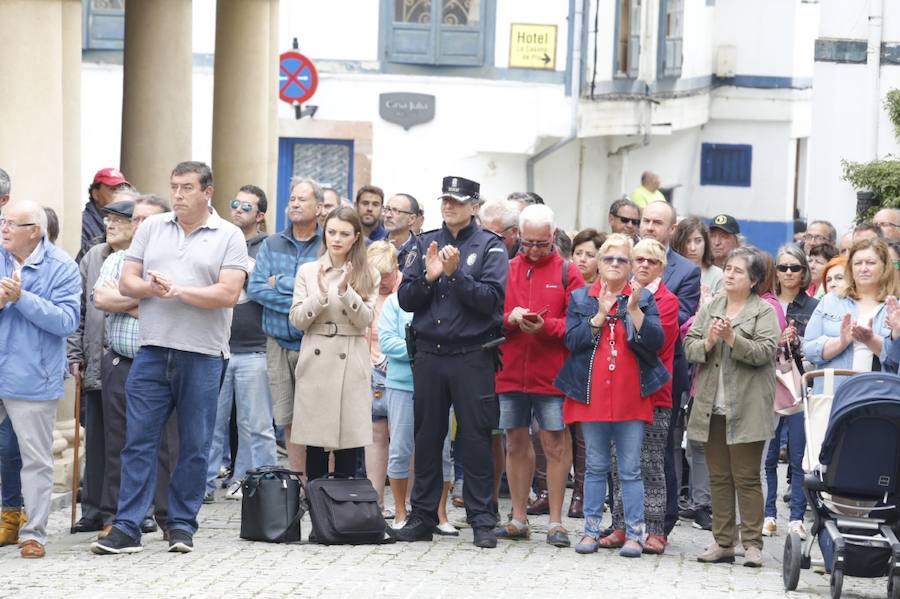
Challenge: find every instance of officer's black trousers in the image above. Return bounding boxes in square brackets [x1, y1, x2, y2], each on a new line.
[410, 350, 499, 529]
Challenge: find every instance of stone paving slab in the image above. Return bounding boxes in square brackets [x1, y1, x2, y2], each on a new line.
[0, 469, 890, 599]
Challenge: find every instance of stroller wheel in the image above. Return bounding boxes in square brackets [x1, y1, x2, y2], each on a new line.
[890, 573, 900, 599]
[783, 532, 802, 591]
[829, 568, 843, 599]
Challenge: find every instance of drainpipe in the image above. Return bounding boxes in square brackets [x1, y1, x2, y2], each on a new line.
[526, 0, 582, 192]
[866, 0, 884, 161]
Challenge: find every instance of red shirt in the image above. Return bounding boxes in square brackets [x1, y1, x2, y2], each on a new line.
[648, 281, 679, 408]
[563, 281, 653, 424]
[496, 252, 584, 395]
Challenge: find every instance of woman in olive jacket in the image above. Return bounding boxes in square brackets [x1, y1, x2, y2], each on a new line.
[684, 247, 780, 568]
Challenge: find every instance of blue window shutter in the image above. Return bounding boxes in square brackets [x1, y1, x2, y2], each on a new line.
[700, 143, 752, 187]
[389, 22, 437, 64]
[437, 26, 484, 65]
[83, 0, 125, 51]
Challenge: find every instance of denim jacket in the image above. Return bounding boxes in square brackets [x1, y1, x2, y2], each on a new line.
[555, 285, 668, 402]
[802, 292, 891, 392]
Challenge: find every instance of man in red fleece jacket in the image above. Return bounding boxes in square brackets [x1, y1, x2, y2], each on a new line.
[493, 204, 584, 548]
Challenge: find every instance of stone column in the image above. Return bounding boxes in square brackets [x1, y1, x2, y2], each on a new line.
[120, 0, 193, 197]
[211, 0, 280, 229]
[0, 0, 84, 490]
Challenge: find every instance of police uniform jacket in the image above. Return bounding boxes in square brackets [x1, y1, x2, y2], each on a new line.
[398, 217, 508, 345]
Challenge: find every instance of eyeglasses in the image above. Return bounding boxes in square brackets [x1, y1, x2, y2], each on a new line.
[383, 206, 415, 216]
[103, 216, 129, 228]
[803, 234, 829, 243]
[520, 240, 552, 248]
[230, 199, 255, 213]
[612, 213, 641, 227]
[601, 255, 631, 265]
[776, 264, 806, 273]
[634, 256, 661, 266]
[875, 221, 900, 230]
[0, 219, 36, 230]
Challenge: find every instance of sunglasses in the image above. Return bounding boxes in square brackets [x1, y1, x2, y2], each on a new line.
[634, 256, 661, 266]
[612, 213, 641, 227]
[520, 240, 552, 248]
[776, 264, 805, 273]
[230, 199, 255, 213]
[601, 255, 631, 265]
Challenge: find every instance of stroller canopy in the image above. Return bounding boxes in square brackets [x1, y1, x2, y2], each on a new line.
[819, 371, 900, 467]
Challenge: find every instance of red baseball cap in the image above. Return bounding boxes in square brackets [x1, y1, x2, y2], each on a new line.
[92, 167, 130, 188]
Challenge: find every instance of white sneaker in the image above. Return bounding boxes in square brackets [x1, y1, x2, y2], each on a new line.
[788, 520, 808, 540]
[225, 481, 243, 500]
[390, 519, 407, 530]
[762, 517, 777, 537]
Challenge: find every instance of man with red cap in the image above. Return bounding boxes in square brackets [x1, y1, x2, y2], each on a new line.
[80, 168, 131, 262]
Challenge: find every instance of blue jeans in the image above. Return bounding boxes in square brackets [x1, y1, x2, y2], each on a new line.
[114, 346, 224, 540]
[581, 420, 646, 542]
[765, 412, 807, 521]
[205, 352, 277, 493]
[0, 417, 23, 508]
[498, 393, 565, 431]
[385, 387, 452, 480]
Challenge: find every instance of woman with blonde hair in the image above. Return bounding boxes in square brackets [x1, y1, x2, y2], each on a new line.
[289, 206, 379, 480]
[803, 237, 894, 392]
[364, 241, 400, 514]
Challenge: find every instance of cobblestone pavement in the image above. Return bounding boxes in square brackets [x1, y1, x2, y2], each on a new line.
[0, 466, 889, 599]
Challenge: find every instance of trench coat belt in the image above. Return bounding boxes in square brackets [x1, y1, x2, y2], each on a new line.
[307, 322, 365, 337]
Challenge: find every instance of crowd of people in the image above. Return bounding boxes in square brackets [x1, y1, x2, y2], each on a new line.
[0, 162, 899, 564]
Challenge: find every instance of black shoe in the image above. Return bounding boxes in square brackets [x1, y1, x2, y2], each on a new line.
[692, 506, 713, 531]
[91, 526, 142, 555]
[678, 506, 698, 521]
[168, 529, 194, 553]
[140, 517, 158, 534]
[72, 517, 103, 533]
[394, 515, 433, 542]
[473, 526, 497, 549]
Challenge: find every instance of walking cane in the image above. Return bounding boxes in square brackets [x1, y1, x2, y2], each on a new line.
[69, 372, 82, 533]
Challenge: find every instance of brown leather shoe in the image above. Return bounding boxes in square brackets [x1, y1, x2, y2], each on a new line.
[697, 542, 736, 564]
[20, 539, 45, 559]
[0, 509, 25, 546]
[526, 490, 550, 516]
[567, 495, 584, 519]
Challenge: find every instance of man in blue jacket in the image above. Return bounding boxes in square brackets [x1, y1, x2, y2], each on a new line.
[0, 199, 81, 558]
[247, 177, 323, 472]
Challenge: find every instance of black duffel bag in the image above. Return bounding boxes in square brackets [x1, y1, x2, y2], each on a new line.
[304, 474, 394, 545]
[240, 466, 304, 543]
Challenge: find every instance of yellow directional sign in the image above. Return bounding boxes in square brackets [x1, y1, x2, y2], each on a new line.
[509, 23, 557, 70]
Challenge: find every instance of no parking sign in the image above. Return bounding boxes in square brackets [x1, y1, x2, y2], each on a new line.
[278, 51, 318, 105]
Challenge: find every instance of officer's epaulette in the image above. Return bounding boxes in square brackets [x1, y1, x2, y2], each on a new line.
[419, 228, 442, 240]
[480, 228, 503, 240]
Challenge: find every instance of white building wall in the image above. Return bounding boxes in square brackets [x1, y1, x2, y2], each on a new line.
[680, 0, 715, 79]
[713, 0, 804, 78]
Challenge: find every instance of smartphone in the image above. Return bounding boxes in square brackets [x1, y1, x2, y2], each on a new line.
[522, 306, 549, 322]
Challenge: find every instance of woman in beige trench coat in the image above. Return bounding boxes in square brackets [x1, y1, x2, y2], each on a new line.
[289, 206, 380, 480]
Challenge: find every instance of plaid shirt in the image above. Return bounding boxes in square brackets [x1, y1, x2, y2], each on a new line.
[247, 225, 321, 350]
[94, 250, 139, 358]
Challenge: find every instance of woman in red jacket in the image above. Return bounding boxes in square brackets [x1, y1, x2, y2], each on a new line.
[606, 239, 680, 554]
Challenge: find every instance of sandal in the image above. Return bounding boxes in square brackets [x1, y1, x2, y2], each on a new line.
[643, 533, 667, 555]
[598, 528, 626, 548]
[20, 539, 45, 559]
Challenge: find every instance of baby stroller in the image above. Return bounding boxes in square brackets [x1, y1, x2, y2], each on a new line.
[783, 369, 900, 599]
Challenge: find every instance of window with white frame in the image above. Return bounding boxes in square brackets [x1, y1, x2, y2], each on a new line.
[660, 0, 683, 78]
[383, 0, 491, 66]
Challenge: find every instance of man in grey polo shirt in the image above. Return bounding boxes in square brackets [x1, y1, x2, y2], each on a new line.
[92, 161, 248, 555]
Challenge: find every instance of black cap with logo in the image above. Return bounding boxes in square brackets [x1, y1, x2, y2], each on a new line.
[709, 214, 740, 236]
[438, 176, 480, 203]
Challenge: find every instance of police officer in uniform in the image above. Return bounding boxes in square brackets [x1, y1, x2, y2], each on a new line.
[395, 176, 508, 548]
